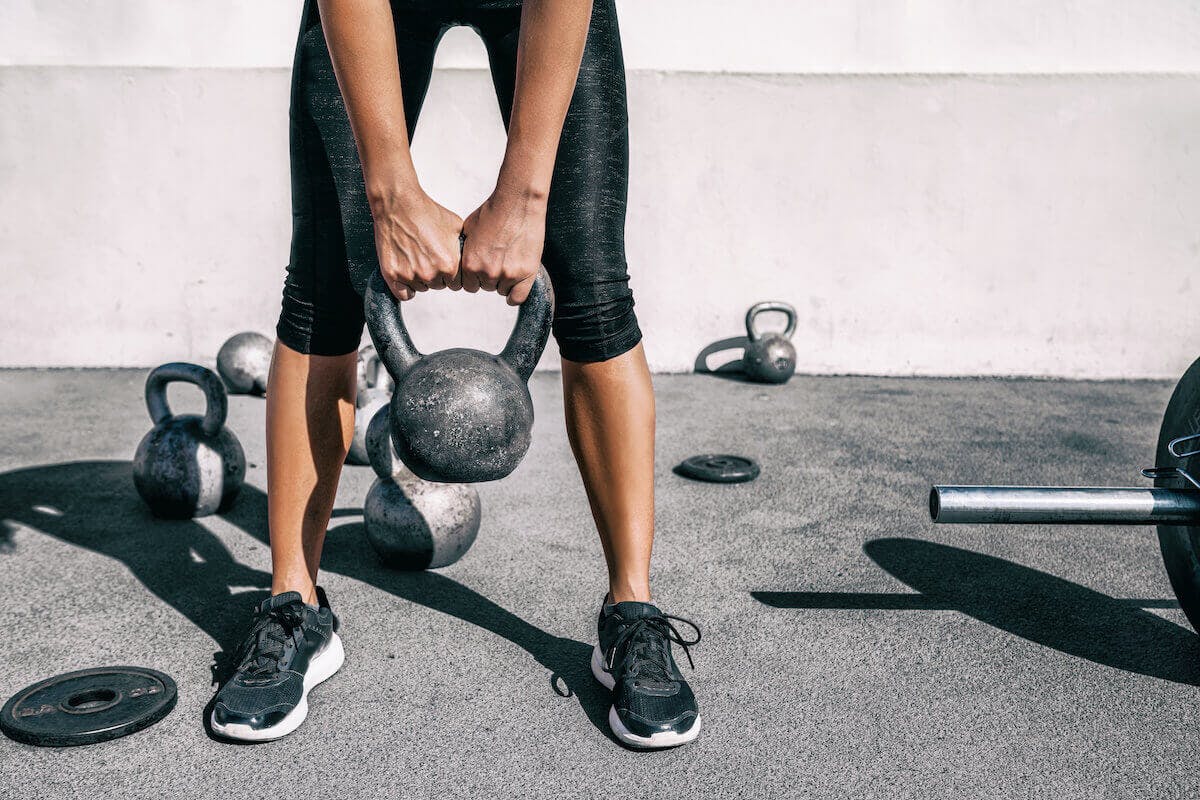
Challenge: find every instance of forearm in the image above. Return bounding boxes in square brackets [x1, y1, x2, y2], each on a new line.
[317, 0, 419, 204]
[498, 0, 594, 199]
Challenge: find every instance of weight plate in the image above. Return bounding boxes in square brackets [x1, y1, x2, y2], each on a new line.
[0, 666, 177, 747]
[674, 454, 761, 484]
[1155, 355, 1200, 634]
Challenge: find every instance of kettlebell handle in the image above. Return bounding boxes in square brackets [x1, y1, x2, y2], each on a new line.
[364, 266, 554, 383]
[745, 301, 797, 342]
[144, 362, 228, 438]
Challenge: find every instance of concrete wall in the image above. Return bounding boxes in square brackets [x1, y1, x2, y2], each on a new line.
[3, 2, 1199, 377]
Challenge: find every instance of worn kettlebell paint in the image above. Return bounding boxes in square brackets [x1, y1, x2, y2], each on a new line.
[364, 268, 554, 483]
[133, 363, 246, 518]
[362, 405, 482, 570]
[742, 301, 798, 384]
[216, 332, 272, 395]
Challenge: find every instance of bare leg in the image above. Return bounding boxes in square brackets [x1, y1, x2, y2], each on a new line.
[264, 340, 358, 605]
[561, 343, 655, 603]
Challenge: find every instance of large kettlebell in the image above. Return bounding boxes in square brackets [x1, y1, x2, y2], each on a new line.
[133, 362, 246, 518]
[217, 332, 272, 395]
[364, 268, 553, 483]
[363, 405, 482, 569]
[742, 301, 797, 384]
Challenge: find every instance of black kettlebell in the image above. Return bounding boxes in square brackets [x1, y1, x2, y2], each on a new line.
[133, 362, 246, 518]
[364, 268, 554, 483]
[742, 301, 798, 384]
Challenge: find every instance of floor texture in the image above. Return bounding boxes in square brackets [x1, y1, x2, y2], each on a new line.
[0, 369, 1197, 799]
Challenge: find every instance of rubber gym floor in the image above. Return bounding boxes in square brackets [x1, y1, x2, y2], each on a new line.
[1, 368, 1197, 799]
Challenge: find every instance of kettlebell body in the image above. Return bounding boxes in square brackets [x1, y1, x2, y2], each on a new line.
[133, 362, 246, 518]
[742, 301, 798, 384]
[388, 349, 534, 483]
[363, 405, 482, 569]
[217, 332, 272, 395]
[364, 268, 553, 483]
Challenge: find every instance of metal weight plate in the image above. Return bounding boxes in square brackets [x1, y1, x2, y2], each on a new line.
[1154, 355, 1200, 633]
[0, 666, 177, 747]
[674, 454, 761, 484]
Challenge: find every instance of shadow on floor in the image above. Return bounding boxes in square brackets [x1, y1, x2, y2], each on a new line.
[0, 460, 272, 687]
[693, 335, 757, 382]
[753, 537, 1200, 686]
[0, 460, 612, 741]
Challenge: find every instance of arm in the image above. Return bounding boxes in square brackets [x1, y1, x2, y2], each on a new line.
[461, 0, 595, 304]
[318, 0, 462, 299]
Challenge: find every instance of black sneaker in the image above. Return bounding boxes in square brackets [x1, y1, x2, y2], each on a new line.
[590, 599, 702, 749]
[210, 588, 344, 742]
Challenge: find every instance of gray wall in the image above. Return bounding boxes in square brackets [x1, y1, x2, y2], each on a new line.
[3, 1, 1199, 376]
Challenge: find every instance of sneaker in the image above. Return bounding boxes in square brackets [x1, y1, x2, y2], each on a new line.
[210, 588, 344, 742]
[590, 599, 702, 749]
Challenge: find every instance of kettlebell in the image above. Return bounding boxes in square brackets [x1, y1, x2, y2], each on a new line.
[346, 345, 393, 466]
[363, 405, 482, 569]
[355, 344, 393, 409]
[217, 332, 272, 395]
[742, 301, 797, 384]
[346, 395, 389, 466]
[133, 362, 246, 518]
[364, 268, 554, 483]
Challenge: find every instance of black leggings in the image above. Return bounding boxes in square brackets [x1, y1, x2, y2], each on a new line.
[279, 0, 640, 363]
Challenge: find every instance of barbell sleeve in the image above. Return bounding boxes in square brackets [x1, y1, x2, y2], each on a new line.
[929, 485, 1200, 525]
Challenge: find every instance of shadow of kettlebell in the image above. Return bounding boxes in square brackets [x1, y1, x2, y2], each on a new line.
[693, 335, 754, 380]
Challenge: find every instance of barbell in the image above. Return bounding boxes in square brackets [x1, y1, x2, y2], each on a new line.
[931, 355, 1200, 632]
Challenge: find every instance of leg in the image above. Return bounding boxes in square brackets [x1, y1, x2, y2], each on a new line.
[479, 3, 702, 749]
[211, 1, 450, 743]
[269, 1, 446, 602]
[562, 345, 655, 602]
[477, 0, 648, 601]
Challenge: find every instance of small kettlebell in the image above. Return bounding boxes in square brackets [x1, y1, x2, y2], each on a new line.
[217, 332, 272, 395]
[363, 405, 482, 569]
[133, 362, 246, 518]
[742, 301, 797, 384]
[364, 268, 554, 483]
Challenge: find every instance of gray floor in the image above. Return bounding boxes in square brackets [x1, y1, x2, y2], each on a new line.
[1, 369, 1197, 799]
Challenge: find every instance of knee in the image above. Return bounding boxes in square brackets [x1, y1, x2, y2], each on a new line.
[552, 290, 642, 364]
[276, 275, 365, 357]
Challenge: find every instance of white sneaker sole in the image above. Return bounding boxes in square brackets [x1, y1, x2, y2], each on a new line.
[590, 644, 702, 749]
[211, 632, 345, 742]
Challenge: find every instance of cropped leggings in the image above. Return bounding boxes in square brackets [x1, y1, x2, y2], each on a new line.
[278, 0, 641, 363]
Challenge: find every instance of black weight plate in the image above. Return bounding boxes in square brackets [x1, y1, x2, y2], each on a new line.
[1155, 355, 1200, 634]
[1, 666, 177, 747]
[674, 454, 761, 484]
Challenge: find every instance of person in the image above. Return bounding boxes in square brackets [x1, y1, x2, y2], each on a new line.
[209, 0, 701, 749]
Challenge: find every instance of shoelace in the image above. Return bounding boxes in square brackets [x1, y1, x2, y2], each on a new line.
[606, 614, 702, 684]
[237, 603, 307, 678]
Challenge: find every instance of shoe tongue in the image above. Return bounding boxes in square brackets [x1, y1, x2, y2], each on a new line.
[611, 601, 663, 620]
[258, 591, 304, 614]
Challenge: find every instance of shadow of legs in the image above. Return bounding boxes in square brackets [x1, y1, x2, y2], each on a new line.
[754, 537, 1200, 685]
